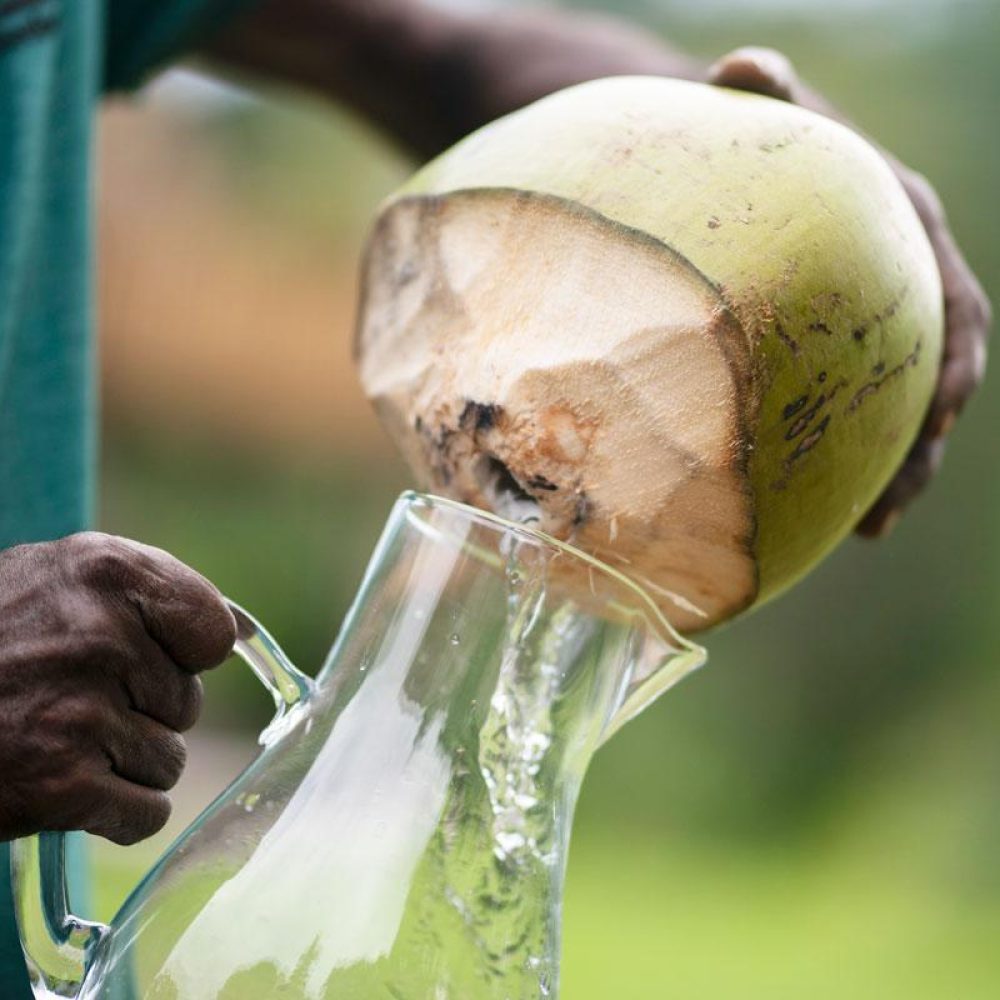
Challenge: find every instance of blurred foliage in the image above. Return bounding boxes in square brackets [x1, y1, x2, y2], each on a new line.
[97, 0, 1000, 994]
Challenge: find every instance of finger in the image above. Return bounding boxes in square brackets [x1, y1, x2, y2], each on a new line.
[82, 773, 173, 846]
[104, 712, 187, 792]
[926, 234, 991, 438]
[71, 534, 237, 670]
[707, 47, 798, 102]
[855, 436, 946, 538]
[110, 628, 205, 733]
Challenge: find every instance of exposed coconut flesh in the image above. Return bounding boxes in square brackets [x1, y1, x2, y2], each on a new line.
[355, 78, 943, 634]
[358, 188, 759, 631]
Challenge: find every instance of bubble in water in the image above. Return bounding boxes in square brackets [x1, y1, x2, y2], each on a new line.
[449, 633, 461, 645]
[242, 792, 261, 813]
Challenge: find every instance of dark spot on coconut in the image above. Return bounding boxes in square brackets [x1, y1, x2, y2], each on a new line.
[875, 292, 903, 323]
[473, 456, 540, 524]
[480, 456, 531, 502]
[809, 321, 833, 336]
[459, 400, 503, 432]
[818, 371, 828, 383]
[527, 475, 559, 492]
[848, 341, 922, 413]
[789, 414, 831, 463]
[786, 395, 827, 441]
[853, 326, 867, 342]
[810, 290, 845, 312]
[572, 492, 593, 528]
[783, 395, 808, 420]
[707, 216, 721, 229]
[826, 376, 849, 403]
[774, 320, 800, 356]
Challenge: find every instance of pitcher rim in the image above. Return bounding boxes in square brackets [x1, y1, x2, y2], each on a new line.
[401, 490, 705, 658]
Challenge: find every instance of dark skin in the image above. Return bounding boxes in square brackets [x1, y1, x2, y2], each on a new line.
[0, 535, 235, 844]
[0, 1, 989, 846]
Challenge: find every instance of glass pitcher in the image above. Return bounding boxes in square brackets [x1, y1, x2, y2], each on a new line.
[12, 492, 706, 1000]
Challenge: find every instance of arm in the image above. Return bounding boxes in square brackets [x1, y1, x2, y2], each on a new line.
[205, 1, 990, 536]
[205, 0, 702, 159]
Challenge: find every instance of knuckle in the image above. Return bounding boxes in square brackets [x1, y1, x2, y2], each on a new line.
[90, 792, 171, 846]
[178, 599, 237, 670]
[152, 730, 188, 790]
[710, 46, 797, 98]
[61, 693, 106, 733]
[173, 675, 204, 733]
[132, 793, 172, 842]
[32, 767, 96, 831]
[164, 737, 187, 789]
[75, 630, 128, 669]
[66, 533, 134, 590]
[904, 170, 943, 220]
[118, 720, 188, 790]
[970, 284, 993, 335]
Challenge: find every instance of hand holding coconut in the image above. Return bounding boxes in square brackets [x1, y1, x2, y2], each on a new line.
[707, 46, 992, 537]
[356, 75, 969, 631]
[218, 3, 988, 536]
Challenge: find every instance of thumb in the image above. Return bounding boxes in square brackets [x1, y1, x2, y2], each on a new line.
[708, 46, 799, 102]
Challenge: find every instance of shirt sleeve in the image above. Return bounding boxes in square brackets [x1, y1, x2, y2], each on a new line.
[103, 0, 259, 92]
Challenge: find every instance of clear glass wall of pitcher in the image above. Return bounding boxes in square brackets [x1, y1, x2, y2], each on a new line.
[13, 492, 706, 1000]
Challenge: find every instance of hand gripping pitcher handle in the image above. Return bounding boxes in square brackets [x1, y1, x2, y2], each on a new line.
[10, 601, 313, 1000]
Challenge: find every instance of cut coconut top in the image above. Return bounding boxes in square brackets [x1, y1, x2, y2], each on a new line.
[359, 189, 757, 631]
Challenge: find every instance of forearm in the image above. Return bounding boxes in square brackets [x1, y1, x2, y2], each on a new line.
[206, 0, 702, 159]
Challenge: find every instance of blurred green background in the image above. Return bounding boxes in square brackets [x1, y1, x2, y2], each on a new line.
[92, 0, 999, 996]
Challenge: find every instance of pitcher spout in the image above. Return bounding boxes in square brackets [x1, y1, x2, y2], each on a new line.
[601, 611, 708, 746]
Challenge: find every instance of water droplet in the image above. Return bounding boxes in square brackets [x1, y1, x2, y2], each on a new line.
[243, 792, 261, 813]
[509, 570, 521, 584]
[449, 633, 461, 645]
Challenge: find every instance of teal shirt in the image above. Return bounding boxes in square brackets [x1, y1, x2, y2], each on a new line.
[0, 1, 253, 992]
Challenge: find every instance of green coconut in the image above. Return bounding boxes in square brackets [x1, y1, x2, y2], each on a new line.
[355, 77, 943, 632]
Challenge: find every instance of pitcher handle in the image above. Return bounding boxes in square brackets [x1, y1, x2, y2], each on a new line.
[11, 599, 313, 999]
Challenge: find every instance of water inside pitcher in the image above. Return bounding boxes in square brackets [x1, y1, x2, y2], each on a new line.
[13, 492, 706, 1000]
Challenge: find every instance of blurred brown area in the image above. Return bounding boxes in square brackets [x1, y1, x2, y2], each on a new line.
[97, 98, 394, 460]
